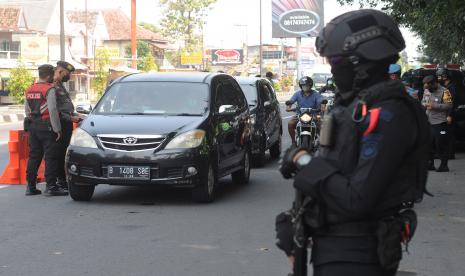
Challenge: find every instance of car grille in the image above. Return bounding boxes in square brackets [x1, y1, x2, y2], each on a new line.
[80, 166, 94, 177]
[97, 135, 166, 151]
[166, 167, 183, 178]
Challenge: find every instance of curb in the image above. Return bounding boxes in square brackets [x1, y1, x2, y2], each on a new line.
[0, 113, 25, 124]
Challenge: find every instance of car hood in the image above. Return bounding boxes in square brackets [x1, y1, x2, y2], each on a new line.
[80, 114, 205, 136]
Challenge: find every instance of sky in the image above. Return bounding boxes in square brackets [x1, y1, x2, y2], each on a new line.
[66, 0, 421, 60]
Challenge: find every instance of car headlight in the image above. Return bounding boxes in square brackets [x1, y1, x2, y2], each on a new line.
[165, 129, 206, 149]
[69, 128, 98, 148]
[300, 113, 311, 123]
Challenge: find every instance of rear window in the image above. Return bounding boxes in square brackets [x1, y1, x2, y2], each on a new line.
[312, 73, 332, 83]
[95, 81, 209, 116]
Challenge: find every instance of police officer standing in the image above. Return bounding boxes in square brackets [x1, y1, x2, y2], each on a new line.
[422, 75, 453, 172]
[25, 65, 68, 196]
[277, 10, 430, 275]
[54, 61, 77, 190]
[437, 68, 457, 159]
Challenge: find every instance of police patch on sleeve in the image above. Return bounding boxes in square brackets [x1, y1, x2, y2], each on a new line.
[442, 89, 453, 104]
[360, 133, 382, 160]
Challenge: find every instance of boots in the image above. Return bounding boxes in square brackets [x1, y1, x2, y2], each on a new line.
[44, 183, 68, 196]
[436, 159, 449, 172]
[56, 178, 69, 192]
[25, 183, 41, 196]
[428, 160, 436, 171]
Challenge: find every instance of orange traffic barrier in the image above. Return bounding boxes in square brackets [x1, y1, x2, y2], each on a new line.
[0, 130, 45, 185]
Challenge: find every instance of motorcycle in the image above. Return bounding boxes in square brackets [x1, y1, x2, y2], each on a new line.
[286, 100, 327, 152]
[320, 90, 335, 114]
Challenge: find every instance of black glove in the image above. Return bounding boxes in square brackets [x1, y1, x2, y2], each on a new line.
[279, 146, 307, 179]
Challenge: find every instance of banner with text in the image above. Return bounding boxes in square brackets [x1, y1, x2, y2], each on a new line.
[211, 49, 243, 65]
[272, 0, 324, 38]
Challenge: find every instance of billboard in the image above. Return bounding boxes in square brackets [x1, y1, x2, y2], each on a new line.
[20, 36, 48, 64]
[181, 52, 203, 65]
[272, 0, 324, 38]
[211, 49, 243, 65]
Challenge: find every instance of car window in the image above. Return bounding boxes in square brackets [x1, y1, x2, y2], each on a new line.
[216, 79, 246, 110]
[95, 82, 209, 116]
[265, 83, 277, 102]
[239, 84, 258, 107]
[262, 84, 272, 103]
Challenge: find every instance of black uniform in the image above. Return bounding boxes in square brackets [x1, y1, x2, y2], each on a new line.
[54, 81, 75, 185]
[293, 80, 430, 274]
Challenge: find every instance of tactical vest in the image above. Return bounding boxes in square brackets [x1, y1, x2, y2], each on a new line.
[55, 82, 75, 119]
[26, 82, 54, 121]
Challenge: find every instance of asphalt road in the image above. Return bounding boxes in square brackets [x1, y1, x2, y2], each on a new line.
[1, 107, 464, 276]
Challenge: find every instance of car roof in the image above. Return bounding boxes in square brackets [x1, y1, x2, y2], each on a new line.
[117, 72, 225, 84]
[235, 76, 264, 85]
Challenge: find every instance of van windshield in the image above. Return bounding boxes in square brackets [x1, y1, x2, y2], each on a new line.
[95, 82, 209, 116]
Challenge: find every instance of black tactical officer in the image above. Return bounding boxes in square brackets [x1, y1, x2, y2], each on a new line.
[277, 9, 430, 275]
[54, 61, 76, 190]
[25, 65, 68, 196]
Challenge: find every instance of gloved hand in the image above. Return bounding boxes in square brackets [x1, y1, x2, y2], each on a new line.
[279, 146, 307, 179]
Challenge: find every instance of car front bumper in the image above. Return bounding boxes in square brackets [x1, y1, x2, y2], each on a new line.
[65, 146, 209, 188]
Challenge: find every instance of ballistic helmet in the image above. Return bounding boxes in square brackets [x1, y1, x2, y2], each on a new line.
[436, 68, 450, 79]
[316, 9, 405, 61]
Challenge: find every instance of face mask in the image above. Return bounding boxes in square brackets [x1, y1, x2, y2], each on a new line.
[331, 65, 355, 93]
[62, 74, 70, 82]
[302, 85, 311, 92]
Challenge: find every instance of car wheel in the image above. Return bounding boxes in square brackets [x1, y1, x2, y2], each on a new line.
[192, 163, 216, 203]
[232, 150, 251, 185]
[270, 134, 282, 159]
[253, 135, 266, 167]
[69, 181, 95, 201]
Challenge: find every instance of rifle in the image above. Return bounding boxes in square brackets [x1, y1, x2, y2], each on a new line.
[292, 189, 309, 276]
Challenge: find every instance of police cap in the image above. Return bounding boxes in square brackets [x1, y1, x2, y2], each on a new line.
[423, 75, 437, 84]
[38, 64, 55, 76]
[56, 61, 75, 72]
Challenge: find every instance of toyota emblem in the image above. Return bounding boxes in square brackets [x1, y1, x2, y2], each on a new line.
[123, 137, 138, 144]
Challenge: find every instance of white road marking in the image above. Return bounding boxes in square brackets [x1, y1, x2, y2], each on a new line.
[281, 115, 295, 120]
[0, 185, 9, 189]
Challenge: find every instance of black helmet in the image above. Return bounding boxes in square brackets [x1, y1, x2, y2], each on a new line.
[298, 76, 313, 89]
[316, 9, 405, 61]
[436, 68, 450, 79]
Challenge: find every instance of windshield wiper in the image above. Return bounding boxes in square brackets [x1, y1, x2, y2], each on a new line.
[172, 113, 202, 116]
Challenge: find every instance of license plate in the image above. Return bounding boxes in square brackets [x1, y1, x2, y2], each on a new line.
[108, 165, 150, 180]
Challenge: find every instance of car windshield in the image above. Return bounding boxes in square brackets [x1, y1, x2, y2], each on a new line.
[95, 82, 209, 116]
[239, 84, 258, 106]
[311, 73, 332, 83]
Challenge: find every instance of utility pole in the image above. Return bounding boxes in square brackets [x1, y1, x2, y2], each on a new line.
[60, 0, 65, 60]
[85, 0, 90, 99]
[296, 37, 301, 79]
[259, 0, 263, 76]
[131, 0, 137, 69]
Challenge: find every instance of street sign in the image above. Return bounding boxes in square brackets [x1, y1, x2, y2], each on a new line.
[272, 0, 324, 38]
[20, 36, 48, 64]
[181, 52, 203, 65]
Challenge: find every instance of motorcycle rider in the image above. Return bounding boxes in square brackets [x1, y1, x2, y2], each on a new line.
[277, 9, 430, 275]
[286, 76, 324, 146]
[319, 78, 336, 94]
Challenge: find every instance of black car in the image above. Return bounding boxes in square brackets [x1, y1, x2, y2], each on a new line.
[236, 77, 282, 166]
[66, 72, 252, 203]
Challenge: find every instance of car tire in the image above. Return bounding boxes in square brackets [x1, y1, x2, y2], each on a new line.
[69, 182, 95, 201]
[192, 163, 217, 203]
[253, 135, 266, 167]
[270, 134, 282, 159]
[232, 150, 251, 185]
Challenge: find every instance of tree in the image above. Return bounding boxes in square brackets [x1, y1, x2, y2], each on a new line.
[6, 62, 34, 104]
[139, 22, 161, 33]
[125, 41, 158, 71]
[92, 48, 110, 98]
[159, 0, 216, 53]
[336, 0, 465, 64]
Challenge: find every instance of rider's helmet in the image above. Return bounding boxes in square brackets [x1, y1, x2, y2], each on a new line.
[326, 78, 334, 86]
[436, 68, 450, 80]
[298, 76, 314, 90]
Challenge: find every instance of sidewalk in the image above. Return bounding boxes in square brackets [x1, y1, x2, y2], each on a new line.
[0, 105, 24, 124]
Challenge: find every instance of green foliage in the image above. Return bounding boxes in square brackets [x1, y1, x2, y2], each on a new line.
[272, 81, 282, 92]
[139, 22, 161, 33]
[92, 48, 110, 98]
[279, 75, 294, 92]
[159, 0, 217, 53]
[6, 62, 34, 104]
[139, 55, 158, 72]
[125, 41, 158, 71]
[336, 0, 465, 64]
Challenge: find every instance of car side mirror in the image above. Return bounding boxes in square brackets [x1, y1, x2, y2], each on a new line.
[264, 101, 271, 107]
[76, 104, 92, 114]
[219, 105, 237, 115]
